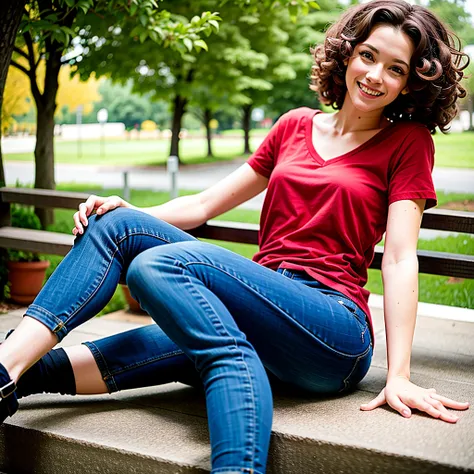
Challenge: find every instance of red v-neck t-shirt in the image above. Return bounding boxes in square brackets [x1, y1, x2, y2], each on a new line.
[247, 107, 437, 332]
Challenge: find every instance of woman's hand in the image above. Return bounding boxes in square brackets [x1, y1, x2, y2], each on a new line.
[360, 376, 469, 423]
[72, 194, 130, 235]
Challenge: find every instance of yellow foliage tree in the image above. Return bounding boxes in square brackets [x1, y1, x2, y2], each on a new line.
[2, 66, 31, 134]
[2, 61, 101, 134]
[56, 66, 101, 116]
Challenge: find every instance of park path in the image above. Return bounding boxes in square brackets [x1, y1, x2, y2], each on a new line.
[5, 160, 474, 240]
[5, 159, 474, 209]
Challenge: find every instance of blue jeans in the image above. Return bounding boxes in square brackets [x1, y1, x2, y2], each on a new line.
[25, 208, 372, 474]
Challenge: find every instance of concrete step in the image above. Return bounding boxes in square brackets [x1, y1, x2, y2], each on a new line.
[0, 306, 473, 474]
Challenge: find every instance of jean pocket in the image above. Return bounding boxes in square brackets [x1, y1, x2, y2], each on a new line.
[328, 294, 368, 331]
[341, 344, 373, 392]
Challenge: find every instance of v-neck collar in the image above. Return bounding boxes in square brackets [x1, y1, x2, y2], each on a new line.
[305, 109, 395, 166]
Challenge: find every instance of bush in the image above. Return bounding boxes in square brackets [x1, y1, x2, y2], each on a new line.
[8, 205, 42, 262]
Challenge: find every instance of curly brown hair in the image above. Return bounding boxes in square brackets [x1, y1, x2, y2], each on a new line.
[310, 0, 469, 133]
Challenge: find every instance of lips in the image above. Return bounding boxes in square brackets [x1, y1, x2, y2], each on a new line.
[357, 82, 383, 97]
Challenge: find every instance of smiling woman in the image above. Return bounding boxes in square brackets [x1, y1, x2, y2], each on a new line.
[0, 1, 471, 473]
[311, 0, 468, 133]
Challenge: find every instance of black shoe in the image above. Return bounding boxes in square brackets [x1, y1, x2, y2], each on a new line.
[0, 362, 18, 424]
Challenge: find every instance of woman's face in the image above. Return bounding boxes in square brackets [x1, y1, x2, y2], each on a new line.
[344, 24, 414, 115]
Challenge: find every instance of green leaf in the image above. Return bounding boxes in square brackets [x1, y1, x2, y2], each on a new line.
[208, 19, 220, 31]
[308, 1, 320, 9]
[139, 30, 148, 43]
[139, 14, 148, 27]
[183, 38, 193, 51]
[64, 0, 75, 7]
[288, 4, 298, 18]
[194, 39, 208, 51]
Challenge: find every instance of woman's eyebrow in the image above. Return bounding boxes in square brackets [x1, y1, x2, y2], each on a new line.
[361, 43, 410, 68]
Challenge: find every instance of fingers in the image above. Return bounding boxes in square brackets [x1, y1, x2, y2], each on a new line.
[96, 195, 122, 216]
[73, 211, 84, 235]
[386, 394, 412, 418]
[397, 392, 467, 423]
[360, 390, 386, 411]
[73, 195, 98, 235]
[423, 396, 459, 423]
[430, 393, 470, 411]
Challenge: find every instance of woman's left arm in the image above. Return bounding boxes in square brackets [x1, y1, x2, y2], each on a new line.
[360, 199, 469, 422]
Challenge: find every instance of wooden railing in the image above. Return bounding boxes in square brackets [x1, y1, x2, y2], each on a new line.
[0, 187, 473, 279]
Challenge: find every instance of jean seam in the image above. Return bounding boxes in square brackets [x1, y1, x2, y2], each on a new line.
[178, 260, 257, 467]
[107, 349, 184, 377]
[61, 231, 173, 335]
[212, 468, 261, 473]
[340, 343, 372, 392]
[83, 341, 118, 393]
[184, 261, 368, 359]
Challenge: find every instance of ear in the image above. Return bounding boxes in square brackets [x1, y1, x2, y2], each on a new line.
[343, 59, 348, 66]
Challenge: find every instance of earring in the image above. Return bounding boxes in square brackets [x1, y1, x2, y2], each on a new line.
[401, 88, 409, 95]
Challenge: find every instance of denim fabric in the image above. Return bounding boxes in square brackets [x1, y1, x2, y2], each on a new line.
[25, 208, 372, 473]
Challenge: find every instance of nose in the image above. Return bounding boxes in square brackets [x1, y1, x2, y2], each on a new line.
[366, 64, 383, 84]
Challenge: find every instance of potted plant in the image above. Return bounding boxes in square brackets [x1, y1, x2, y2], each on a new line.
[7, 205, 50, 305]
[120, 284, 148, 314]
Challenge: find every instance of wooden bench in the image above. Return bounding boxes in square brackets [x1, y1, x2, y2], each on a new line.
[1, 186, 474, 474]
[0, 186, 473, 280]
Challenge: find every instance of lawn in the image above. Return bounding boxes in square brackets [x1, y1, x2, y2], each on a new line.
[40, 184, 474, 315]
[3, 136, 265, 166]
[4, 129, 474, 168]
[432, 132, 474, 169]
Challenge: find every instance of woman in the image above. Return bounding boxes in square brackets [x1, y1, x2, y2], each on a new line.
[0, 1, 470, 472]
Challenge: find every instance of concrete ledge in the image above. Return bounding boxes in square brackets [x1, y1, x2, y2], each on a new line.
[0, 307, 472, 473]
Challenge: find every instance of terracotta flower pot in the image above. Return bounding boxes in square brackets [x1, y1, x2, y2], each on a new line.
[7, 260, 50, 305]
[121, 284, 148, 314]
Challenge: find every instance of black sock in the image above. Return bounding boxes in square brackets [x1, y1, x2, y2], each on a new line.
[16, 348, 76, 399]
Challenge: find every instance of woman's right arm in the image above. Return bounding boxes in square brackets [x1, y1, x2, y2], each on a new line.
[73, 163, 268, 234]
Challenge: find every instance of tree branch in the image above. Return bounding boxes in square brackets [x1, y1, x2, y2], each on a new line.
[13, 46, 29, 61]
[23, 31, 43, 106]
[10, 60, 30, 77]
[23, 31, 37, 71]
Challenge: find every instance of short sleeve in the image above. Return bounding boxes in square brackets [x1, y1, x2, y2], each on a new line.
[388, 125, 437, 210]
[247, 118, 283, 178]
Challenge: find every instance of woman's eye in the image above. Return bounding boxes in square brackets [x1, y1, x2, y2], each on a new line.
[360, 51, 373, 60]
[391, 67, 404, 75]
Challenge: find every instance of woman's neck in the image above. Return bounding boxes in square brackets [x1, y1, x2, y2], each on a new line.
[329, 101, 389, 135]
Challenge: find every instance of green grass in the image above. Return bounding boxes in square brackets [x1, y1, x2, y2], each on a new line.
[3, 136, 265, 166]
[432, 131, 474, 168]
[40, 184, 474, 314]
[436, 190, 474, 207]
[5, 129, 474, 168]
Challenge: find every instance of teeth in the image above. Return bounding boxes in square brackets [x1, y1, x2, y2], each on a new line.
[359, 83, 382, 96]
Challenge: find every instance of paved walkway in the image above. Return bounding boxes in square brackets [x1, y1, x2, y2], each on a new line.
[6, 159, 473, 241]
[5, 159, 474, 208]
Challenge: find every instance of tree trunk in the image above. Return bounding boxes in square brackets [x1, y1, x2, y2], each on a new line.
[34, 100, 56, 225]
[0, 0, 27, 187]
[169, 94, 187, 162]
[33, 45, 62, 227]
[0, 0, 27, 301]
[242, 104, 252, 155]
[204, 108, 213, 157]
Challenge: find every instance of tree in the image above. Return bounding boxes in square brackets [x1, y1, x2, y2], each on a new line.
[10, 0, 220, 226]
[71, 0, 321, 162]
[2, 66, 32, 134]
[0, 0, 27, 187]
